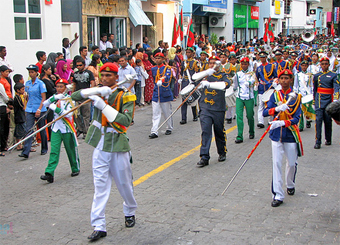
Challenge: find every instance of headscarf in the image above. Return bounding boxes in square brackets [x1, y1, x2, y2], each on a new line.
[136, 52, 143, 61]
[169, 47, 176, 60]
[142, 53, 153, 70]
[66, 59, 73, 72]
[46, 52, 58, 72]
[55, 59, 71, 80]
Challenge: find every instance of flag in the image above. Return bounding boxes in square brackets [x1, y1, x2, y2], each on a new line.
[263, 20, 269, 43]
[187, 18, 195, 47]
[45, 0, 53, 4]
[179, 8, 184, 41]
[268, 17, 275, 42]
[313, 20, 317, 35]
[171, 14, 179, 47]
[331, 22, 335, 37]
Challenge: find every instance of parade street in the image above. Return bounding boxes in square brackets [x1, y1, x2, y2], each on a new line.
[1, 100, 339, 245]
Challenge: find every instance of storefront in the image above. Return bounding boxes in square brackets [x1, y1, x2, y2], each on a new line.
[82, 0, 129, 49]
[234, 4, 259, 43]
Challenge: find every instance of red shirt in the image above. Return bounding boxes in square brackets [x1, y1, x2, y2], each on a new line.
[36, 62, 43, 73]
[0, 77, 12, 98]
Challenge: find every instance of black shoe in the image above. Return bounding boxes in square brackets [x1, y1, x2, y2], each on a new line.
[76, 130, 82, 137]
[226, 119, 232, 124]
[235, 139, 243, 144]
[218, 154, 226, 162]
[287, 188, 295, 195]
[41, 151, 47, 155]
[165, 130, 172, 135]
[71, 171, 80, 177]
[18, 153, 28, 158]
[88, 230, 107, 241]
[325, 141, 331, 145]
[193, 117, 198, 122]
[196, 158, 209, 168]
[314, 144, 321, 149]
[40, 173, 54, 183]
[149, 133, 158, 139]
[257, 123, 265, 128]
[125, 215, 135, 228]
[180, 120, 187, 125]
[299, 128, 303, 132]
[271, 199, 283, 207]
[249, 135, 254, 139]
[82, 134, 86, 139]
[306, 121, 311, 128]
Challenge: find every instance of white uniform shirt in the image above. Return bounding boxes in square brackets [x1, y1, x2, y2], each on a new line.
[233, 70, 255, 100]
[308, 63, 321, 75]
[51, 95, 75, 134]
[293, 71, 313, 96]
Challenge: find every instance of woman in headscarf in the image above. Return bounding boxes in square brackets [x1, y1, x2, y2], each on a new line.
[46, 52, 58, 74]
[142, 53, 154, 104]
[55, 59, 71, 81]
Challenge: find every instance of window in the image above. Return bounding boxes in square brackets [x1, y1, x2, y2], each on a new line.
[13, 0, 42, 40]
[115, 18, 126, 48]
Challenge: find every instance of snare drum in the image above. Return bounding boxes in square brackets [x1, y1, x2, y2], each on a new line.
[180, 84, 201, 105]
[225, 87, 236, 107]
[261, 89, 274, 102]
[301, 94, 313, 104]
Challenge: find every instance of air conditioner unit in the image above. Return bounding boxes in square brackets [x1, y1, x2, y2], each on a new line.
[209, 15, 225, 28]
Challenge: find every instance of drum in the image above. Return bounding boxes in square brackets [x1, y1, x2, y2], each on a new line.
[180, 84, 201, 105]
[225, 87, 236, 107]
[302, 94, 313, 104]
[262, 89, 274, 102]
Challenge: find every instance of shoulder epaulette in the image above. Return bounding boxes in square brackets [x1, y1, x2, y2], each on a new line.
[123, 91, 136, 104]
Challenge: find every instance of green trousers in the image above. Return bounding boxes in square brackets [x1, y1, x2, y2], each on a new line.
[45, 131, 80, 176]
[236, 98, 255, 141]
[254, 90, 258, 106]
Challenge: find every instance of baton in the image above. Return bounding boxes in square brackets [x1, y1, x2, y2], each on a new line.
[221, 92, 297, 195]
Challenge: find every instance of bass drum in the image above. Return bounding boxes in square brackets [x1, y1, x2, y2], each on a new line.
[180, 84, 201, 106]
[225, 87, 236, 107]
[261, 89, 274, 102]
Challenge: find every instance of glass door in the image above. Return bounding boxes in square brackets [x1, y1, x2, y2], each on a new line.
[114, 18, 126, 48]
[87, 17, 98, 49]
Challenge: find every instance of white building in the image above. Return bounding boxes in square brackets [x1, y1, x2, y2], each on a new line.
[0, 0, 63, 80]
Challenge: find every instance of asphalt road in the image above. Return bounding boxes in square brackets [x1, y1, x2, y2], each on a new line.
[1, 99, 339, 244]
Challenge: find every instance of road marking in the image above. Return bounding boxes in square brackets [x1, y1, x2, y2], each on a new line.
[133, 126, 237, 186]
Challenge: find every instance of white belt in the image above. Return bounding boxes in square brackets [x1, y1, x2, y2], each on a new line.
[92, 120, 118, 134]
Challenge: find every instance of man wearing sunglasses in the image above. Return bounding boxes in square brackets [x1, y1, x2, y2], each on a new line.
[72, 58, 95, 139]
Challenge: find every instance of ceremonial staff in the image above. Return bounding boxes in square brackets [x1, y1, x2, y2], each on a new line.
[8, 75, 135, 152]
[221, 92, 297, 196]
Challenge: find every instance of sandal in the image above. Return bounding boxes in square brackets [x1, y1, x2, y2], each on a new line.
[30, 148, 36, 152]
[0, 153, 5, 157]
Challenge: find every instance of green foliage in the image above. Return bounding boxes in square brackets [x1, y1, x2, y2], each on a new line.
[210, 33, 218, 45]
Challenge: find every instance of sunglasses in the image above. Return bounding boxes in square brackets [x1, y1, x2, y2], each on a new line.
[76, 64, 83, 67]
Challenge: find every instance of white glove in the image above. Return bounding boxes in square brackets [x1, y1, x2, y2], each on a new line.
[199, 80, 210, 89]
[43, 100, 51, 108]
[275, 104, 289, 112]
[66, 84, 73, 91]
[269, 120, 285, 130]
[81, 86, 112, 98]
[157, 80, 162, 87]
[88, 95, 106, 111]
[54, 94, 65, 100]
[178, 79, 182, 85]
[48, 103, 57, 111]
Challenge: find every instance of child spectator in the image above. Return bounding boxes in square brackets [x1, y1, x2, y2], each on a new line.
[134, 59, 143, 106]
[13, 74, 24, 84]
[13, 83, 27, 151]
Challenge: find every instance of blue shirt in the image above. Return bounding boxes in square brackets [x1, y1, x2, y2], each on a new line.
[134, 66, 142, 81]
[25, 78, 47, 113]
[118, 64, 137, 94]
[143, 43, 151, 50]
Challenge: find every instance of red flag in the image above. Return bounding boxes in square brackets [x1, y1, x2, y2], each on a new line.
[171, 14, 179, 47]
[268, 17, 275, 42]
[187, 18, 195, 47]
[263, 20, 269, 43]
[179, 9, 184, 41]
[331, 22, 335, 37]
[45, 0, 53, 4]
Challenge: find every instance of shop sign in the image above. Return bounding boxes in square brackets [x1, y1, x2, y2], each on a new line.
[98, 0, 117, 14]
[251, 6, 259, 20]
[234, 4, 259, 29]
[274, 0, 281, 15]
[334, 7, 339, 23]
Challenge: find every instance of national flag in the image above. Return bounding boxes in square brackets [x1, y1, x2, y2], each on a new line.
[187, 18, 195, 47]
[331, 22, 335, 37]
[263, 20, 269, 43]
[179, 8, 184, 41]
[45, 0, 53, 4]
[171, 14, 179, 47]
[268, 17, 275, 42]
[313, 20, 317, 35]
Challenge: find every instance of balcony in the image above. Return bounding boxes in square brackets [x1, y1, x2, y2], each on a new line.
[306, 0, 320, 3]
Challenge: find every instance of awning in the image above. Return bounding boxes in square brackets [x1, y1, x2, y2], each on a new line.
[129, 1, 153, 27]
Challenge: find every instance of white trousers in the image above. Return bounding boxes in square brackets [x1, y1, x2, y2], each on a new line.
[151, 101, 173, 135]
[258, 94, 265, 124]
[91, 148, 137, 231]
[226, 106, 235, 119]
[271, 141, 298, 201]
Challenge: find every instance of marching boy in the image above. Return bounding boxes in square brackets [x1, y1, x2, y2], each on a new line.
[40, 79, 80, 183]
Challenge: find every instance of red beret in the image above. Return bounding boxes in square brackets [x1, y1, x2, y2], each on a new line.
[154, 52, 165, 58]
[100, 62, 119, 73]
[209, 55, 220, 61]
[320, 56, 330, 62]
[55, 78, 69, 86]
[278, 69, 293, 78]
[240, 57, 250, 63]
